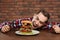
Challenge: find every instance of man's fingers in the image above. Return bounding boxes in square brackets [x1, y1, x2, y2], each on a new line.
[1, 25, 10, 32]
[6, 25, 10, 28]
[5, 27, 8, 31]
[1, 27, 6, 32]
[4, 26, 10, 32]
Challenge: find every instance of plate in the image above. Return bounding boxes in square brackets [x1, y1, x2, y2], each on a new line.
[15, 30, 40, 35]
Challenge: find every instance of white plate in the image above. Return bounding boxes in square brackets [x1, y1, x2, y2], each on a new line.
[15, 30, 40, 35]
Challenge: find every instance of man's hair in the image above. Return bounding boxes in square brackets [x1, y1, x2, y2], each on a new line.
[37, 9, 50, 23]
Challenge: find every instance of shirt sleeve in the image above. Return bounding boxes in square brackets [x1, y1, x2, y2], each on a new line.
[42, 22, 52, 29]
[0, 21, 10, 29]
[0, 17, 32, 29]
[10, 19, 22, 28]
[43, 22, 60, 30]
[0, 23, 3, 29]
[10, 17, 32, 28]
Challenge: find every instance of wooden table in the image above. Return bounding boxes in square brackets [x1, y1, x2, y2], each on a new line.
[0, 30, 60, 40]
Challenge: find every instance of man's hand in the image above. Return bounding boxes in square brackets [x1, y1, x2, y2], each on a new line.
[1, 25, 10, 33]
[52, 25, 60, 33]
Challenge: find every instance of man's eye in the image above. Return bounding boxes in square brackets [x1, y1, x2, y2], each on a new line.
[36, 17, 39, 20]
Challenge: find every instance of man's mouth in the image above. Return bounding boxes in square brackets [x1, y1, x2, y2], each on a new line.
[33, 23, 39, 29]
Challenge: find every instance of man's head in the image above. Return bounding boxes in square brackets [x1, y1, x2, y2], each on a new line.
[32, 9, 50, 28]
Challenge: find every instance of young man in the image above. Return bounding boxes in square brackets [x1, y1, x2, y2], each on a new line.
[0, 9, 60, 33]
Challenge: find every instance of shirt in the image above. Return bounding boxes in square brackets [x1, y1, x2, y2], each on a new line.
[0, 18, 32, 29]
[0, 17, 60, 32]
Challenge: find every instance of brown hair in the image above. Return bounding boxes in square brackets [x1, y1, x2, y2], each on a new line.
[37, 9, 50, 19]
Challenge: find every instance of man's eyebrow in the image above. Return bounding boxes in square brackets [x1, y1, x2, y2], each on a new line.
[36, 16, 44, 22]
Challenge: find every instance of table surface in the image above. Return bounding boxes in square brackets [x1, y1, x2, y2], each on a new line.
[0, 30, 60, 40]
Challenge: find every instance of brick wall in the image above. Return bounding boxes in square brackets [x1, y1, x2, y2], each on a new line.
[0, 0, 60, 22]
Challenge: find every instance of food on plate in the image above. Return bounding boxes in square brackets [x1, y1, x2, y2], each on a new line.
[19, 20, 33, 33]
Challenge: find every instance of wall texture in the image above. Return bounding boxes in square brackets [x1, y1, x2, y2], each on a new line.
[0, 0, 60, 22]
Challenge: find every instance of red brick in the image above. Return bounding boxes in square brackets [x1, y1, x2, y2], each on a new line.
[0, 0, 60, 22]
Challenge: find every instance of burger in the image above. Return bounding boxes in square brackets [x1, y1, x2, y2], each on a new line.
[19, 20, 33, 33]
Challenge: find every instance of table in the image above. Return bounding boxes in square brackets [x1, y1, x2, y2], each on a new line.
[0, 30, 60, 40]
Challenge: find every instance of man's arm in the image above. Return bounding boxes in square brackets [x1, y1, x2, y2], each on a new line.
[0, 17, 32, 32]
[43, 22, 60, 33]
[10, 17, 32, 28]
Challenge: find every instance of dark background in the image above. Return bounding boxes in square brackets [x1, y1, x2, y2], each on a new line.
[0, 0, 60, 22]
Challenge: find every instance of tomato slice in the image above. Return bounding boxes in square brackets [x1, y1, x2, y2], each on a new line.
[21, 30, 27, 32]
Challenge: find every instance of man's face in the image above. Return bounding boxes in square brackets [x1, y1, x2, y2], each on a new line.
[32, 12, 48, 28]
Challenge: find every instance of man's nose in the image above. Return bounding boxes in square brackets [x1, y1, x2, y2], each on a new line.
[35, 21, 39, 25]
